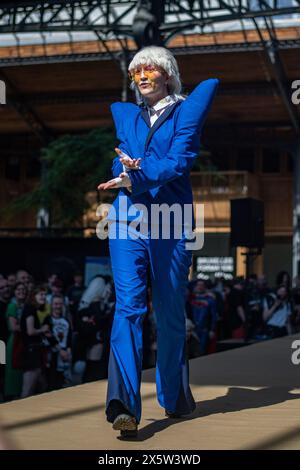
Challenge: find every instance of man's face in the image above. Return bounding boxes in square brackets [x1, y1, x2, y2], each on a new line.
[130, 64, 169, 100]
[15, 284, 27, 301]
[17, 270, 29, 285]
[51, 297, 64, 316]
[195, 281, 206, 293]
[0, 279, 11, 301]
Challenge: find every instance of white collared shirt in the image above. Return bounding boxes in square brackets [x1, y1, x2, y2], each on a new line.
[147, 94, 178, 127]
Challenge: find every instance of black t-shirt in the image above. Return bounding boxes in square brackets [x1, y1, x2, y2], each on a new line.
[20, 304, 42, 348]
[20, 304, 43, 370]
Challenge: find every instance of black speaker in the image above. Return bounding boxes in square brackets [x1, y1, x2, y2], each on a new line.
[230, 198, 264, 248]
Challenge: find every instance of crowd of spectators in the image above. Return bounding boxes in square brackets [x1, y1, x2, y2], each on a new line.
[185, 271, 300, 358]
[0, 268, 299, 403]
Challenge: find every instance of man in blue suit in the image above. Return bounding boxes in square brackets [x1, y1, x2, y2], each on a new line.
[98, 45, 219, 438]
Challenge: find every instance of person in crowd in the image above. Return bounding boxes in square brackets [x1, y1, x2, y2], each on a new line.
[185, 317, 201, 359]
[78, 275, 109, 311]
[46, 277, 64, 303]
[46, 278, 70, 323]
[27, 274, 35, 301]
[77, 279, 115, 383]
[227, 278, 247, 339]
[73, 275, 114, 381]
[4, 282, 27, 400]
[7, 273, 16, 294]
[276, 270, 291, 292]
[20, 300, 49, 398]
[256, 274, 271, 297]
[47, 273, 58, 295]
[15, 270, 30, 287]
[263, 284, 292, 338]
[43, 295, 72, 390]
[0, 278, 11, 400]
[187, 279, 218, 355]
[67, 272, 85, 331]
[221, 281, 233, 339]
[245, 274, 265, 339]
[214, 276, 225, 297]
[0, 278, 10, 344]
[33, 285, 51, 325]
[209, 279, 224, 345]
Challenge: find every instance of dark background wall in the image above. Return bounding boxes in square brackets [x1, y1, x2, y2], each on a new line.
[0, 237, 109, 285]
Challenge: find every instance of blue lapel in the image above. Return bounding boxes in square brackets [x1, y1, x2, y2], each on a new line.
[141, 101, 181, 150]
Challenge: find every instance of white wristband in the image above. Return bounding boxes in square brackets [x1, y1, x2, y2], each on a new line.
[113, 174, 132, 188]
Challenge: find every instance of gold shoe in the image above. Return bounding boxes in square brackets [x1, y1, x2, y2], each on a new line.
[112, 413, 138, 437]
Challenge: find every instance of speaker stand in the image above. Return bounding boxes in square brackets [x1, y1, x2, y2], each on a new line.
[241, 248, 262, 278]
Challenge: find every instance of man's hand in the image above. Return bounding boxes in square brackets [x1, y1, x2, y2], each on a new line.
[115, 147, 141, 170]
[97, 178, 120, 191]
[97, 172, 131, 191]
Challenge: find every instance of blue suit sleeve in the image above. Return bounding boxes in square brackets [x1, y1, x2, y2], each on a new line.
[110, 102, 137, 178]
[111, 143, 129, 177]
[128, 78, 219, 195]
[111, 158, 122, 178]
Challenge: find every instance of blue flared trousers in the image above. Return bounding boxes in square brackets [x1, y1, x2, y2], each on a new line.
[105, 222, 196, 424]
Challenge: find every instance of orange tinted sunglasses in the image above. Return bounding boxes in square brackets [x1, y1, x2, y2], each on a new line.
[128, 64, 165, 81]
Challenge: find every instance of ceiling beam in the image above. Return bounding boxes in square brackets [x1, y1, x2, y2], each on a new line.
[0, 70, 52, 143]
[0, 0, 300, 38]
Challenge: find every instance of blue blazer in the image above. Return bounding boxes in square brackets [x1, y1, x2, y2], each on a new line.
[107, 78, 220, 228]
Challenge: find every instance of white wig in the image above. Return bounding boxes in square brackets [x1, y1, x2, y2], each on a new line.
[128, 46, 185, 105]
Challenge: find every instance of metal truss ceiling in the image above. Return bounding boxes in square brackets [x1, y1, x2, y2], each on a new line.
[0, 1, 300, 38]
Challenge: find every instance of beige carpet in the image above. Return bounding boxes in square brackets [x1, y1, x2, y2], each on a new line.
[1, 334, 300, 450]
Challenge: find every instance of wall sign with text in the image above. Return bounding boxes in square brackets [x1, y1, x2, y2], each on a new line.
[196, 256, 234, 280]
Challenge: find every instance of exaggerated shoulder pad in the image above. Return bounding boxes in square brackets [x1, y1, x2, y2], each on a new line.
[110, 102, 140, 141]
[178, 78, 220, 132]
